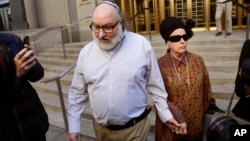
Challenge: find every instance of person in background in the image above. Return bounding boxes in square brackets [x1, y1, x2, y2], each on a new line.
[0, 33, 49, 141]
[232, 40, 250, 121]
[67, 1, 183, 141]
[156, 17, 216, 141]
[215, 0, 233, 36]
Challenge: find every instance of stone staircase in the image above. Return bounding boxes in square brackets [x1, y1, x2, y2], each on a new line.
[30, 30, 245, 140]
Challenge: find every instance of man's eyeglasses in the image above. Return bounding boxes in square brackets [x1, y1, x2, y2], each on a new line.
[89, 20, 120, 33]
[168, 34, 188, 42]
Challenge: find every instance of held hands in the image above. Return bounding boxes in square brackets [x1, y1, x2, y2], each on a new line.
[14, 44, 36, 78]
[69, 133, 81, 141]
[165, 118, 187, 135]
[177, 122, 187, 134]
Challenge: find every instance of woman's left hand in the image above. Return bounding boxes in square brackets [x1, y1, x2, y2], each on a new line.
[176, 122, 187, 135]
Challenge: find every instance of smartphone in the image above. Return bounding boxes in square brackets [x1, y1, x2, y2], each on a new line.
[23, 36, 30, 46]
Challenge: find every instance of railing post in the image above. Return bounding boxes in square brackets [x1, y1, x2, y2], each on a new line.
[32, 37, 38, 56]
[41, 63, 76, 132]
[56, 79, 69, 132]
[148, 8, 152, 41]
[60, 26, 67, 59]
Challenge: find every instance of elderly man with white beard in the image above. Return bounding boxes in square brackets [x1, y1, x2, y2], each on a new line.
[67, 1, 182, 141]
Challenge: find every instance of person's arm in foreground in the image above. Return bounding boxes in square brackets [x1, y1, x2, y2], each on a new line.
[7, 34, 44, 81]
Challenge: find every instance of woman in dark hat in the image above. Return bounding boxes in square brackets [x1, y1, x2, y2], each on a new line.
[155, 17, 215, 141]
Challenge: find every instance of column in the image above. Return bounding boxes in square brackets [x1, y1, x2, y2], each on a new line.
[9, 0, 28, 30]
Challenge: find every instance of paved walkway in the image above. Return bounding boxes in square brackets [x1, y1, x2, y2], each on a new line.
[46, 100, 238, 141]
[45, 29, 246, 141]
[46, 125, 95, 141]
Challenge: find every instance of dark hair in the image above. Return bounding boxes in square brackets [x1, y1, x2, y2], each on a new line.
[0, 43, 16, 94]
[160, 17, 195, 41]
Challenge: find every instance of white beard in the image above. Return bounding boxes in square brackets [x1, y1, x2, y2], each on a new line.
[93, 25, 124, 51]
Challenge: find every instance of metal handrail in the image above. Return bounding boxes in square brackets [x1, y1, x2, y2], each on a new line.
[41, 63, 76, 131]
[31, 16, 92, 46]
[30, 16, 92, 57]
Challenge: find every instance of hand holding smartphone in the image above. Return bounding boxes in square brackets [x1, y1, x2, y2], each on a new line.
[23, 36, 32, 50]
[22, 36, 35, 63]
[23, 36, 30, 46]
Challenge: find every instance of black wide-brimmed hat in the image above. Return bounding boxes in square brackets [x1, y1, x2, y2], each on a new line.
[160, 17, 195, 41]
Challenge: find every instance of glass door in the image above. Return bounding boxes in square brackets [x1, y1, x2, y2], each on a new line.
[133, 0, 158, 34]
[173, 0, 207, 30]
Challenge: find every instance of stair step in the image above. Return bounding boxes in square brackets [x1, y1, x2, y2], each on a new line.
[32, 82, 69, 97]
[43, 64, 75, 75]
[55, 41, 89, 48]
[38, 91, 93, 120]
[38, 52, 79, 60]
[43, 71, 73, 86]
[41, 47, 82, 54]
[38, 57, 75, 66]
[205, 61, 238, 67]
[45, 107, 96, 138]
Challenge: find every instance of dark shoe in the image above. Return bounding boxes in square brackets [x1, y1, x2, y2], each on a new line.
[215, 32, 222, 36]
[206, 103, 225, 115]
[226, 32, 231, 36]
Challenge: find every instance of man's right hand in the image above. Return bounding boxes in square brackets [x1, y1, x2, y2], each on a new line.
[165, 117, 180, 130]
[165, 118, 187, 135]
[69, 133, 81, 141]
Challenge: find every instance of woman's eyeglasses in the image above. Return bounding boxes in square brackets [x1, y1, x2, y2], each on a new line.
[168, 34, 188, 42]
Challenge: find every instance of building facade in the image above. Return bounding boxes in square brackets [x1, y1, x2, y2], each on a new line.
[1, 0, 249, 34]
[119, 0, 249, 34]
